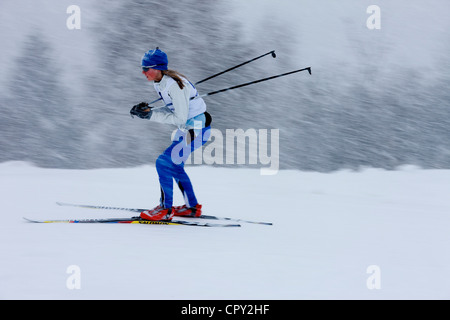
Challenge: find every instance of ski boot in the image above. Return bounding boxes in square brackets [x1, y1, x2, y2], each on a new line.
[172, 204, 202, 217]
[140, 205, 174, 221]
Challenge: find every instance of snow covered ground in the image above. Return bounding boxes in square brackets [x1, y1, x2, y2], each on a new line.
[0, 161, 449, 299]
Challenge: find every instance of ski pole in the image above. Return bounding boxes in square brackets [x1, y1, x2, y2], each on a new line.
[150, 66, 311, 111]
[194, 50, 276, 85]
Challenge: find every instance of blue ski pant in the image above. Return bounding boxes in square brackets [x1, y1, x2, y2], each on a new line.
[156, 126, 211, 209]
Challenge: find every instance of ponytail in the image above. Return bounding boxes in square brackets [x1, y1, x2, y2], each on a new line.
[162, 69, 188, 89]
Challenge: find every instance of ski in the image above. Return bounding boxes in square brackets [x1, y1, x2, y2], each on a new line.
[56, 202, 273, 225]
[23, 217, 240, 227]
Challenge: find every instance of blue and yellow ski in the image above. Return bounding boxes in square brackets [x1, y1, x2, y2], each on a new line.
[23, 217, 240, 227]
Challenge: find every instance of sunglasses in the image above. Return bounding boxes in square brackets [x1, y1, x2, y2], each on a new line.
[142, 64, 164, 72]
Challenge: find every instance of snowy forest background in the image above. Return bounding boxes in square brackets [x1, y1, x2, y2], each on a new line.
[1, 0, 449, 171]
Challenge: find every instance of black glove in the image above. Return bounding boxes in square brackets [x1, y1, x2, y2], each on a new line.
[130, 102, 152, 119]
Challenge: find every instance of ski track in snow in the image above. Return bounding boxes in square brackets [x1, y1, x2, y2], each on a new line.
[0, 161, 449, 299]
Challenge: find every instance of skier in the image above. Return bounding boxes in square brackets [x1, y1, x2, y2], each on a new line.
[130, 47, 212, 221]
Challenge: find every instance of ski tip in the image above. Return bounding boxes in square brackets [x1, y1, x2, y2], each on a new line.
[256, 221, 273, 226]
[173, 220, 241, 227]
[222, 224, 241, 228]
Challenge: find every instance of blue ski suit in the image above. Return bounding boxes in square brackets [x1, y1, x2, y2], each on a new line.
[147, 74, 211, 209]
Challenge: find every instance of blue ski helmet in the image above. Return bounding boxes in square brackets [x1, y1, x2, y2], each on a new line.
[141, 47, 168, 70]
